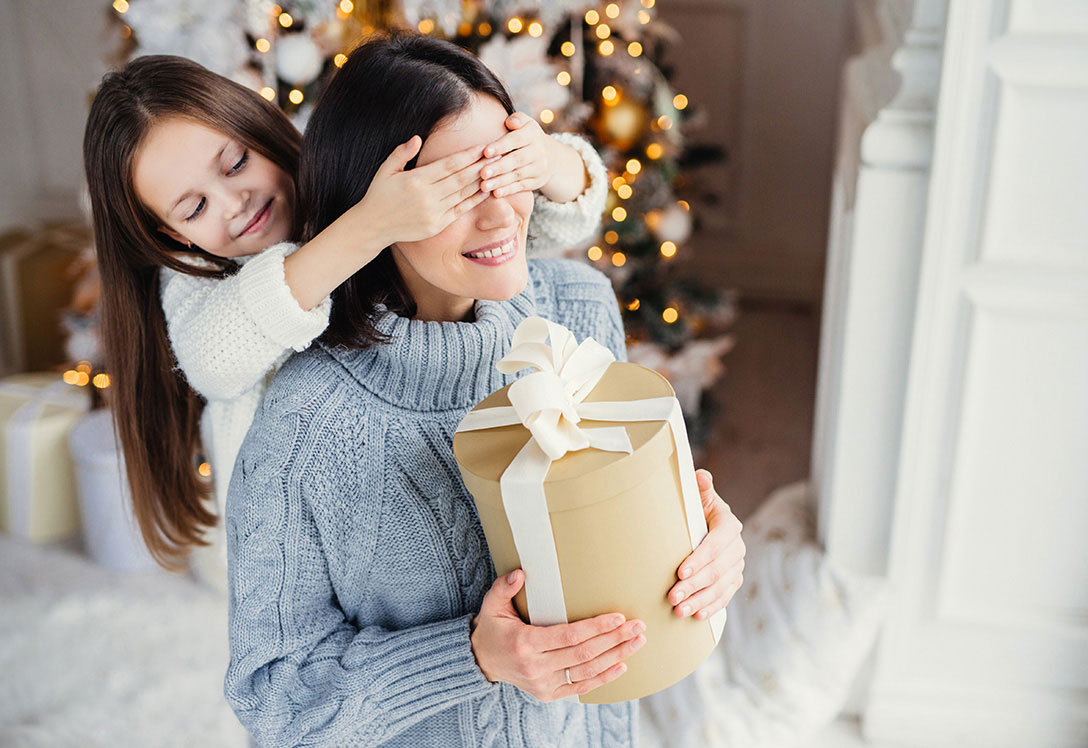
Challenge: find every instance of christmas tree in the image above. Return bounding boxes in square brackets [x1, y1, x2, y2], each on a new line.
[108, 0, 735, 439]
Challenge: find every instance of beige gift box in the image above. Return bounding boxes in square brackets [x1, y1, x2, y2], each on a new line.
[454, 359, 723, 704]
[0, 372, 90, 541]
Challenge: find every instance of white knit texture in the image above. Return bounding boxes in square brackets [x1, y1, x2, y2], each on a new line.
[529, 133, 609, 256]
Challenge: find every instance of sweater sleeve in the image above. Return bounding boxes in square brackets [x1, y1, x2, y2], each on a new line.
[526, 133, 608, 257]
[159, 242, 331, 401]
[224, 397, 493, 747]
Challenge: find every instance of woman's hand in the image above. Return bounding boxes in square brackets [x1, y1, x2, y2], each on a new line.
[359, 135, 491, 247]
[470, 569, 646, 702]
[668, 469, 746, 620]
[480, 113, 588, 203]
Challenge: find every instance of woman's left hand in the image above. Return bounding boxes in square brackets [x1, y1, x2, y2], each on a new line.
[480, 113, 587, 203]
[668, 469, 746, 620]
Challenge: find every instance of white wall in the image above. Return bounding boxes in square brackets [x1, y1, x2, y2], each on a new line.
[659, 0, 851, 303]
[0, 0, 112, 233]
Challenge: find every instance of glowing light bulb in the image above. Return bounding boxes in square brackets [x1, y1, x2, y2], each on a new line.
[334, 54, 347, 68]
[63, 370, 79, 385]
[556, 71, 572, 86]
[627, 298, 641, 311]
[76, 372, 90, 387]
[93, 373, 111, 389]
[112, 0, 129, 12]
[611, 176, 627, 190]
[585, 9, 600, 24]
[663, 307, 679, 324]
[674, 94, 689, 110]
[540, 109, 555, 124]
[599, 40, 614, 56]
[602, 85, 618, 102]
[638, 10, 651, 24]
[198, 462, 212, 477]
[76, 361, 92, 373]
[626, 158, 642, 174]
[278, 12, 293, 27]
[478, 22, 493, 35]
[606, 3, 621, 18]
[611, 252, 627, 267]
[587, 246, 604, 261]
[657, 115, 673, 130]
[528, 21, 544, 37]
[507, 17, 524, 33]
[604, 230, 619, 244]
[628, 41, 643, 57]
[646, 142, 664, 159]
[255, 38, 271, 53]
[595, 24, 611, 39]
[612, 206, 627, 221]
[678, 200, 690, 211]
[260, 87, 276, 101]
[418, 18, 436, 34]
[339, 0, 354, 12]
[561, 41, 576, 57]
[288, 88, 304, 104]
[660, 241, 677, 257]
[617, 184, 633, 199]
[642, 0, 656, 7]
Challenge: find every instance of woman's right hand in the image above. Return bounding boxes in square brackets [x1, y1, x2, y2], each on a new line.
[359, 136, 492, 247]
[470, 569, 646, 702]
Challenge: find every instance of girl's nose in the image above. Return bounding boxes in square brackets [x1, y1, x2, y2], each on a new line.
[474, 194, 518, 232]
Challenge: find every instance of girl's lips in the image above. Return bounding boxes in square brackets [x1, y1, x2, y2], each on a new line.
[239, 199, 273, 237]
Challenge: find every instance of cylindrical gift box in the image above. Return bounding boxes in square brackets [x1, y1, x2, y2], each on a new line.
[453, 362, 720, 704]
[69, 409, 156, 571]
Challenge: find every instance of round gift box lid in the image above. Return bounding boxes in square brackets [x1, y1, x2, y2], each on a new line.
[454, 361, 678, 512]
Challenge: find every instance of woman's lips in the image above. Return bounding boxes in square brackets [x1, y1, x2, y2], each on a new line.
[462, 234, 518, 266]
[239, 199, 273, 237]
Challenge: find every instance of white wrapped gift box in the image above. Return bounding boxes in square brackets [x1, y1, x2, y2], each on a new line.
[0, 372, 90, 541]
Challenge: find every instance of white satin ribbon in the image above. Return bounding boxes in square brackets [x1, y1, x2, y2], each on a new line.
[456, 316, 726, 640]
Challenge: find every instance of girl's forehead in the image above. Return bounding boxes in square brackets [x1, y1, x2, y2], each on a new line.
[416, 94, 508, 167]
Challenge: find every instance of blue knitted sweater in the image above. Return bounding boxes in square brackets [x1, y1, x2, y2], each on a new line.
[224, 258, 637, 747]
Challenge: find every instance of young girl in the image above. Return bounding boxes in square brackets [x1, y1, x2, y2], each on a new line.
[226, 34, 745, 746]
[82, 54, 609, 576]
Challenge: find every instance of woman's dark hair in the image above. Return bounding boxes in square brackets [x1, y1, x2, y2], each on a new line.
[82, 54, 301, 569]
[300, 32, 514, 347]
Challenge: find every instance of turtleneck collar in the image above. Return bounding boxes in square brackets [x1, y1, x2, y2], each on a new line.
[320, 268, 549, 413]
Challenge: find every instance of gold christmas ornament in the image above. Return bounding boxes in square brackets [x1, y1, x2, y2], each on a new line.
[594, 98, 649, 151]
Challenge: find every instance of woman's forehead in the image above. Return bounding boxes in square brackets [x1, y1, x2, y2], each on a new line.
[417, 93, 508, 167]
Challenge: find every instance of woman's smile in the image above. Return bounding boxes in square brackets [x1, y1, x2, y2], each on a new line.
[462, 233, 519, 265]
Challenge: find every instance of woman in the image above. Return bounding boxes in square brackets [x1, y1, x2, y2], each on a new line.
[225, 33, 745, 747]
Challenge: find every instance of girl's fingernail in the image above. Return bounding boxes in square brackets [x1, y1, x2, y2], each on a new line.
[680, 604, 691, 617]
[610, 615, 625, 628]
[632, 622, 645, 635]
[507, 571, 517, 584]
[680, 567, 691, 579]
[632, 635, 645, 649]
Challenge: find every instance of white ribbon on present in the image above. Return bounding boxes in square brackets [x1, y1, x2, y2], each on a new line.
[2, 378, 88, 537]
[456, 317, 726, 639]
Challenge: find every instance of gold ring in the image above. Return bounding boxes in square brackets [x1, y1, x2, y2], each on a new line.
[565, 668, 573, 685]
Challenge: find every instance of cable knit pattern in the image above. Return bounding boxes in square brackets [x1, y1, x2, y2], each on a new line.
[224, 258, 636, 747]
[529, 133, 609, 256]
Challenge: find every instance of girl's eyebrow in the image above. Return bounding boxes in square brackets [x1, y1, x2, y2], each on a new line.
[170, 143, 230, 212]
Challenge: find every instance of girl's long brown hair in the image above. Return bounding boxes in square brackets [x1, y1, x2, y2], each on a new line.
[82, 55, 300, 569]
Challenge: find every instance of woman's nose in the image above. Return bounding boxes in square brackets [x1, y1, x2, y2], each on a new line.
[474, 194, 518, 232]
[220, 186, 249, 219]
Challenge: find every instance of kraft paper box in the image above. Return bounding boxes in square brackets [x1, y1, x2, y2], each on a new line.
[0, 372, 90, 541]
[453, 317, 725, 704]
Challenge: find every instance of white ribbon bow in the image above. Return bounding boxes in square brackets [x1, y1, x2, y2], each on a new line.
[457, 316, 725, 643]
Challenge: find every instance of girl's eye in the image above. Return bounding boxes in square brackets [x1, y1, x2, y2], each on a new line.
[184, 197, 206, 222]
[229, 150, 248, 174]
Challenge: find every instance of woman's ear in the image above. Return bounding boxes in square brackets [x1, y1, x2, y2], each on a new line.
[157, 225, 190, 247]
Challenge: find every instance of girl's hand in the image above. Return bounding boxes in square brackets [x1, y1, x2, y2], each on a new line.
[668, 469, 746, 621]
[480, 113, 588, 203]
[361, 135, 491, 247]
[470, 569, 646, 702]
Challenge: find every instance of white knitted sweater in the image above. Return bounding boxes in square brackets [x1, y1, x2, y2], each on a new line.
[158, 133, 608, 584]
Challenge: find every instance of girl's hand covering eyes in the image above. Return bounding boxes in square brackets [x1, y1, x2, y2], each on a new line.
[362, 135, 492, 247]
[479, 113, 586, 203]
